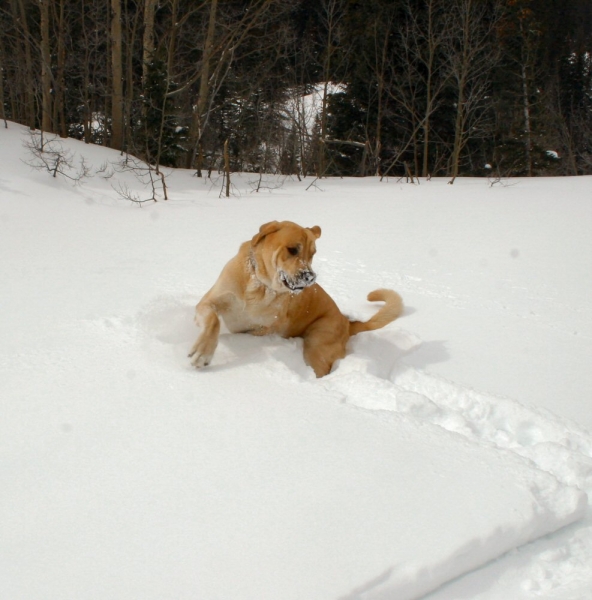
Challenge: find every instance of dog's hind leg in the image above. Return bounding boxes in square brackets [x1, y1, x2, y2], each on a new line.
[302, 322, 348, 377]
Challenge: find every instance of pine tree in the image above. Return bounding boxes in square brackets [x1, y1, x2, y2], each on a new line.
[141, 57, 186, 168]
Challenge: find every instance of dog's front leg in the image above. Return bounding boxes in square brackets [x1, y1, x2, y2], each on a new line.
[188, 299, 221, 367]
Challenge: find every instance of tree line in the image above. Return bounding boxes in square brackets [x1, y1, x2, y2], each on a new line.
[2, 0, 591, 179]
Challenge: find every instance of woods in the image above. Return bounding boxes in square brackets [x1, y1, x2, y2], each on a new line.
[1, 0, 591, 179]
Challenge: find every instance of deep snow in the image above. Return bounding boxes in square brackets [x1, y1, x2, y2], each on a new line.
[1, 123, 592, 599]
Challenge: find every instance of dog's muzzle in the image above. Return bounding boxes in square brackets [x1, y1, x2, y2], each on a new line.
[279, 269, 316, 293]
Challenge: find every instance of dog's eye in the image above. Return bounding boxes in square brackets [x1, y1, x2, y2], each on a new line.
[287, 247, 299, 256]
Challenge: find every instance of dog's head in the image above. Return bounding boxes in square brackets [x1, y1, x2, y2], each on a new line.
[250, 221, 321, 294]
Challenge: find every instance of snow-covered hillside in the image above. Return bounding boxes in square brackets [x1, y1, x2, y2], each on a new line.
[1, 123, 591, 599]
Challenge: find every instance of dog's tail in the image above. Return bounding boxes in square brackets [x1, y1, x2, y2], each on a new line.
[349, 289, 403, 336]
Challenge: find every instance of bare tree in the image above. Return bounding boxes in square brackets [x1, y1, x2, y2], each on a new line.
[317, 0, 348, 177]
[384, 20, 430, 178]
[110, 0, 124, 149]
[357, 4, 396, 176]
[52, 0, 67, 137]
[77, 0, 108, 144]
[281, 27, 319, 178]
[542, 78, 590, 176]
[23, 130, 92, 182]
[113, 154, 169, 203]
[185, 0, 218, 170]
[182, 0, 278, 171]
[11, 0, 35, 129]
[167, 0, 180, 77]
[123, 0, 141, 150]
[518, 18, 535, 175]
[496, 2, 543, 177]
[0, 34, 7, 128]
[446, 0, 502, 183]
[142, 0, 158, 85]
[399, 0, 450, 177]
[39, 0, 52, 132]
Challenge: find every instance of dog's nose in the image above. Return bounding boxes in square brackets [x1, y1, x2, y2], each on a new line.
[302, 270, 316, 285]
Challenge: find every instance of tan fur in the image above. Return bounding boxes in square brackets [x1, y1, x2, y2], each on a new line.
[188, 221, 403, 377]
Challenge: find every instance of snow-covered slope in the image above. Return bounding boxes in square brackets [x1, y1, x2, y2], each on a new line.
[1, 123, 591, 599]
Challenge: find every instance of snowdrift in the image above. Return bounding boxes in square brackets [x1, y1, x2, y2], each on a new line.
[1, 123, 591, 599]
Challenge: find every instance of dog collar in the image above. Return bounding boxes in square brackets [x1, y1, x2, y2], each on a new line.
[248, 248, 258, 272]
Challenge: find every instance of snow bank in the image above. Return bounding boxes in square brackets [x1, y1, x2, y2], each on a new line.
[0, 306, 586, 600]
[1, 123, 591, 599]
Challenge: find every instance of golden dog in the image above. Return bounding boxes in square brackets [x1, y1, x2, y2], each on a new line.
[189, 220, 403, 377]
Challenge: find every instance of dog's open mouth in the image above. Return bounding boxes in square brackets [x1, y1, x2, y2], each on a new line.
[279, 270, 316, 293]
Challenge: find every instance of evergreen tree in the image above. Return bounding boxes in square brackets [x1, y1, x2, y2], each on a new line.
[141, 56, 186, 168]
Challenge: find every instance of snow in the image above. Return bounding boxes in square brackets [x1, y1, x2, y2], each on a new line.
[285, 82, 346, 135]
[1, 122, 592, 599]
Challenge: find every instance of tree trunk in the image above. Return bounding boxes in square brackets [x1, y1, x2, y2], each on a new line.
[125, 3, 140, 151]
[0, 32, 6, 128]
[521, 63, 533, 176]
[13, 0, 36, 129]
[446, 0, 501, 183]
[517, 14, 535, 178]
[319, 80, 329, 177]
[422, 0, 437, 177]
[0, 36, 7, 127]
[224, 138, 230, 197]
[110, 0, 124, 150]
[449, 77, 465, 183]
[318, 0, 345, 177]
[54, 0, 67, 137]
[39, 0, 52, 133]
[80, 0, 92, 143]
[142, 0, 158, 85]
[449, 0, 471, 183]
[448, 33, 470, 185]
[186, 0, 218, 169]
[412, 119, 420, 177]
[373, 19, 389, 177]
[167, 0, 179, 77]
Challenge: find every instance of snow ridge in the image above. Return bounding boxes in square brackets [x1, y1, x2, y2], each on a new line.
[137, 295, 589, 599]
[2, 121, 592, 600]
[320, 330, 592, 498]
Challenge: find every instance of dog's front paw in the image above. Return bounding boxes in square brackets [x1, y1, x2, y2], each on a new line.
[190, 352, 213, 368]
[188, 336, 217, 368]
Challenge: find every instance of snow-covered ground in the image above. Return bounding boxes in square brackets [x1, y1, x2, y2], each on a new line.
[1, 122, 591, 599]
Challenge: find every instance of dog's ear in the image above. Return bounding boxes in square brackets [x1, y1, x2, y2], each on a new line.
[308, 225, 322, 239]
[252, 221, 281, 246]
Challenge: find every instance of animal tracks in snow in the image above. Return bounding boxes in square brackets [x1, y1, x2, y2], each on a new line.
[323, 338, 592, 498]
[138, 293, 592, 501]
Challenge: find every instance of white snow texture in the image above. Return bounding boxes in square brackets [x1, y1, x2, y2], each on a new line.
[1, 123, 591, 600]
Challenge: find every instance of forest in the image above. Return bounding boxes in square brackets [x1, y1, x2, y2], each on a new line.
[2, 0, 592, 180]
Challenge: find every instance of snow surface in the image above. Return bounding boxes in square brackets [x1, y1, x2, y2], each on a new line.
[1, 123, 592, 599]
